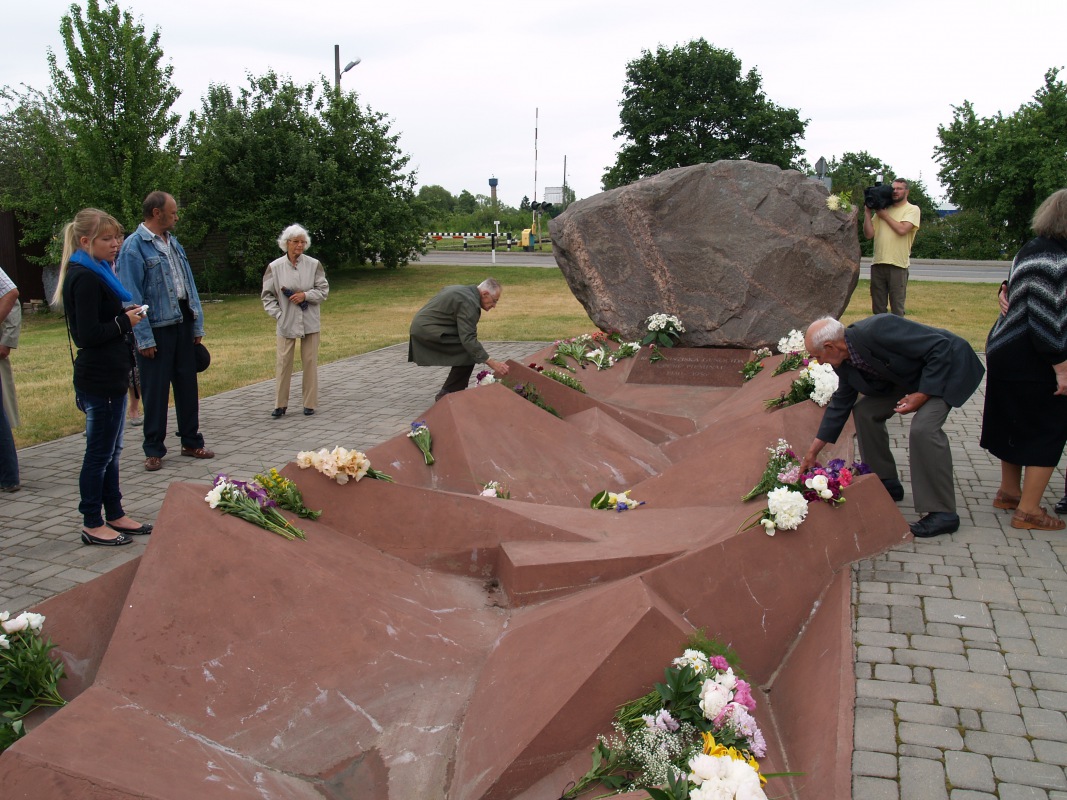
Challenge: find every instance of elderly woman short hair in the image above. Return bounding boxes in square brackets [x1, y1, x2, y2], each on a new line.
[261, 224, 330, 417]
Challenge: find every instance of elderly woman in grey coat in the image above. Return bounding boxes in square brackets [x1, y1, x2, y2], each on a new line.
[261, 224, 330, 417]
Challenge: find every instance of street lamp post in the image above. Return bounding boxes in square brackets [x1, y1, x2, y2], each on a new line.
[334, 45, 361, 91]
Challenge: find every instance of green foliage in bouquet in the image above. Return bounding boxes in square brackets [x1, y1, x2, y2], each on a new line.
[543, 369, 587, 393]
[0, 612, 67, 753]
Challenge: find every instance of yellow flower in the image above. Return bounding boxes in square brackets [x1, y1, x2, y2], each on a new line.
[701, 733, 766, 786]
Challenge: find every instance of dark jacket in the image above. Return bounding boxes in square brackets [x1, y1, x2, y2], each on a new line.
[63, 265, 133, 398]
[816, 315, 985, 443]
[408, 285, 490, 366]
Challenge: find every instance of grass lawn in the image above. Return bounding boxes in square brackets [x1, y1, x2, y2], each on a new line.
[9, 264, 998, 448]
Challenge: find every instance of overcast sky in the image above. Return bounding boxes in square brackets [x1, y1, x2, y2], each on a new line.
[5, 1, 1065, 209]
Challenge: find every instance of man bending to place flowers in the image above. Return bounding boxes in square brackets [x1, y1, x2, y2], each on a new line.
[798, 316, 984, 538]
[408, 278, 511, 401]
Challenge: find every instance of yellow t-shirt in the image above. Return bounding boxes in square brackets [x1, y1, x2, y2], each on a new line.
[872, 202, 921, 268]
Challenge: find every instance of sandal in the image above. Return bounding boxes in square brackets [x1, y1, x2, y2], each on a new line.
[993, 490, 1021, 510]
[1011, 507, 1066, 531]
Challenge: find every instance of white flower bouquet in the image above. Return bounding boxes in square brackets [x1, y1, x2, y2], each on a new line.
[0, 610, 66, 752]
[772, 329, 809, 375]
[295, 446, 393, 484]
[765, 358, 839, 410]
[205, 475, 307, 540]
[641, 313, 685, 348]
[407, 421, 434, 465]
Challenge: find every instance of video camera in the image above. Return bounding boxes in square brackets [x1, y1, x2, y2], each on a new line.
[864, 179, 895, 211]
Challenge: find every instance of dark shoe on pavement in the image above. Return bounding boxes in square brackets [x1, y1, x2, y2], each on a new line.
[106, 521, 153, 536]
[1056, 495, 1067, 515]
[1012, 507, 1066, 531]
[81, 530, 132, 546]
[909, 512, 960, 538]
[881, 478, 905, 502]
[1, 484, 20, 493]
[144, 456, 163, 472]
[271, 407, 287, 418]
[180, 446, 215, 459]
[303, 407, 315, 416]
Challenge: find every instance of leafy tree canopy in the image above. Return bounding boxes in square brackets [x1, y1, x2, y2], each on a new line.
[602, 39, 808, 190]
[935, 67, 1067, 249]
[0, 0, 180, 257]
[179, 71, 423, 286]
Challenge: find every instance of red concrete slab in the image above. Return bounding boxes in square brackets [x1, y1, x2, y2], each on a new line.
[498, 506, 737, 604]
[277, 470, 595, 575]
[450, 578, 693, 800]
[14, 482, 505, 797]
[522, 344, 729, 425]
[638, 474, 908, 683]
[352, 383, 655, 506]
[29, 557, 140, 704]
[765, 567, 855, 798]
[3, 685, 323, 800]
[506, 358, 699, 442]
[1, 338, 909, 800]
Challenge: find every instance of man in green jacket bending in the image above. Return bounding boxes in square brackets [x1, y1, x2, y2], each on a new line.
[408, 278, 511, 401]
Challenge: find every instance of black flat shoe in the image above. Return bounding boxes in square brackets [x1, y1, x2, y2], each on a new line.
[303, 407, 314, 416]
[271, 407, 287, 418]
[81, 530, 133, 546]
[106, 521, 153, 536]
[881, 478, 905, 502]
[1055, 496, 1067, 515]
[909, 512, 960, 538]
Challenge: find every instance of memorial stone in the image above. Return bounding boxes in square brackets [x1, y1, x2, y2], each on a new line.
[549, 160, 860, 349]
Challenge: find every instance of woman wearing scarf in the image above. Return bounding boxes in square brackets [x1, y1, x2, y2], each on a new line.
[53, 208, 153, 546]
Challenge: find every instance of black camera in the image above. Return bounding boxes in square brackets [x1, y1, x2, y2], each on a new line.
[864, 183, 895, 211]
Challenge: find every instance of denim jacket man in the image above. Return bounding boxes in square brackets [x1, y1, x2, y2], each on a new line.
[117, 192, 213, 471]
[119, 221, 204, 350]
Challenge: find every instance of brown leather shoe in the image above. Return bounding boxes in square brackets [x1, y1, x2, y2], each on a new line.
[180, 446, 215, 459]
[144, 456, 163, 472]
[1011, 507, 1066, 531]
[993, 490, 1021, 510]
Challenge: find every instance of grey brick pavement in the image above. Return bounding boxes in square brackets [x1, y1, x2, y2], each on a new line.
[854, 371, 1067, 799]
[3, 344, 1066, 799]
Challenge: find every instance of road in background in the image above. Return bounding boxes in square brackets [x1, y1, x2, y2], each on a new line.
[415, 250, 1011, 283]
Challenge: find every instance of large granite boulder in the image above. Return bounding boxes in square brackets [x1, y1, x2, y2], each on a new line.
[549, 160, 860, 348]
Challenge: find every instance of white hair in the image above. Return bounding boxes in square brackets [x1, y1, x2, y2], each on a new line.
[277, 224, 311, 252]
[806, 316, 845, 352]
[478, 277, 502, 296]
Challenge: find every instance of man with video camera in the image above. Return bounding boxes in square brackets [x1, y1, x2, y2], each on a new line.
[864, 178, 920, 316]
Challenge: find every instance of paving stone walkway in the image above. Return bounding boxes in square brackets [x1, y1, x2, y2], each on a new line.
[2, 343, 1065, 799]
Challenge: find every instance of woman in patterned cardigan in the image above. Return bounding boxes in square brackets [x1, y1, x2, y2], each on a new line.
[982, 189, 1067, 531]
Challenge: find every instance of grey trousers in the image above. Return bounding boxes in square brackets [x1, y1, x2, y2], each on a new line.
[870, 263, 909, 316]
[854, 393, 955, 514]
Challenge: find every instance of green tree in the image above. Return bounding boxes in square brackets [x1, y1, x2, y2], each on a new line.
[0, 86, 73, 259]
[910, 208, 1008, 260]
[0, 0, 180, 256]
[417, 185, 456, 227]
[178, 73, 320, 285]
[180, 71, 423, 286]
[602, 39, 807, 190]
[935, 67, 1067, 249]
[48, 0, 181, 226]
[309, 81, 423, 269]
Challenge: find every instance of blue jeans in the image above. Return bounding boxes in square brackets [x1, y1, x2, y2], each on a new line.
[0, 373, 17, 488]
[77, 391, 127, 528]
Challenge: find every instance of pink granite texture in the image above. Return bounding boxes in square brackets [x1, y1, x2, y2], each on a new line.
[0, 348, 909, 799]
